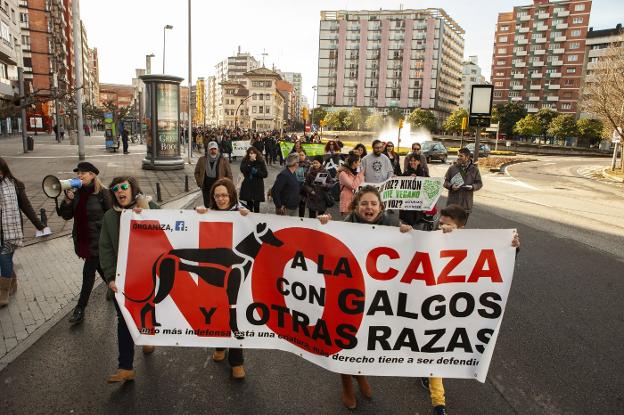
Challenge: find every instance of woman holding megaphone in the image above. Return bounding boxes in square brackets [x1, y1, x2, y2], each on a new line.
[58, 162, 111, 324]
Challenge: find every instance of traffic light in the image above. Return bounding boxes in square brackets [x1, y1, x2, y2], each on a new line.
[398, 118, 404, 129]
[461, 116, 468, 130]
[302, 107, 308, 121]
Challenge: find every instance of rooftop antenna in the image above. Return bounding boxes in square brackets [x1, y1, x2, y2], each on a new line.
[261, 49, 268, 68]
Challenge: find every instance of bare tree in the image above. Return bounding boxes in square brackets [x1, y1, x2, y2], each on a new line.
[580, 40, 624, 143]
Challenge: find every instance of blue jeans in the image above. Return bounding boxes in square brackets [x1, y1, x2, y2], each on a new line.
[0, 252, 14, 278]
[114, 299, 134, 370]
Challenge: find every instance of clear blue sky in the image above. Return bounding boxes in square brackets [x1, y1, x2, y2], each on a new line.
[81, 0, 623, 105]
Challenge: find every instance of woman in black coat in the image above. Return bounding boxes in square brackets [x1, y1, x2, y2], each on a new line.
[58, 162, 111, 324]
[239, 147, 268, 213]
[303, 156, 333, 218]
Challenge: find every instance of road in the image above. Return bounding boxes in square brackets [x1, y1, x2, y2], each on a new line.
[1, 155, 623, 415]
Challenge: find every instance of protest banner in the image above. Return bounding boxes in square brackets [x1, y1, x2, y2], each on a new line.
[116, 210, 516, 381]
[232, 140, 251, 157]
[360, 176, 444, 211]
[279, 142, 326, 158]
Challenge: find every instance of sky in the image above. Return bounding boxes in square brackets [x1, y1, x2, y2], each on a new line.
[81, 0, 623, 105]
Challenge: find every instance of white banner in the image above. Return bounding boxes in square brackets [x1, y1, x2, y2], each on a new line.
[361, 177, 444, 210]
[116, 210, 516, 382]
[232, 140, 251, 157]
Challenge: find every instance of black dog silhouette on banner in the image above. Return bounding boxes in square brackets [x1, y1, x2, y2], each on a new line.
[124, 223, 284, 338]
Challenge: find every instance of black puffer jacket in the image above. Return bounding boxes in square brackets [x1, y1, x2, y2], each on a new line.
[59, 183, 111, 258]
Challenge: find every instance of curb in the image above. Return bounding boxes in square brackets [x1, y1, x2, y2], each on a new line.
[601, 167, 624, 183]
[491, 158, 538, 174]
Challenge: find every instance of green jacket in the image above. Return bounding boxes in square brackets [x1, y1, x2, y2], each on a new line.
[99, 201, 160, 283]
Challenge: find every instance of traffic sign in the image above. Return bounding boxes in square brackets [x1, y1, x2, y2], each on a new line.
[612, 128, 622, 143]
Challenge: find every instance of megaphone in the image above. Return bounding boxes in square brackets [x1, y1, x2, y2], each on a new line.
[42, 175, 82, 199]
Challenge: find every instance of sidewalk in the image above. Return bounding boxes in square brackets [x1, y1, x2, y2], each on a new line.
[0, 132, 205, 370]
[1, 132, 202, 245]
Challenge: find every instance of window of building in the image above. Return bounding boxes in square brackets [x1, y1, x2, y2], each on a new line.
[252, 106, 257, 113]
[569, 42, 580, 49]
[494, 91, 503, 97]
[574, 4, 585, 11]
[265, 106, 270, 114]
[495, 81, 503, 86]
[21, 34, 30, 48]
[501, 25, 510, 31]
[498, 47, 506, 54]
[566, 67, 576, 73]
[571, 29, 581, 37]
[497, 60, 505, 66]
[564, 79, 575, 86]
[509, 91, 520, 97]
[498, 36, 508, 42]
[258, 106, 263, 113]
[567, 55, 578, 62]
[561, 103, 572, 110]
[19, 12, 27, 22]
[496, 71, 505, 76]
[0, 62, 8, 80]
[572, 17, 583, 24]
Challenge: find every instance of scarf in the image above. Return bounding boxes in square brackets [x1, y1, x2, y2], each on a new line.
[205, 154, 219, 179]
[75, 183, 95, 259]
[0, 177, 23, 250]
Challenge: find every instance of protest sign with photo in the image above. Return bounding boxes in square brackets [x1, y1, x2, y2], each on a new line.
[360, 176, 444, 211]
[116, 210, 516, 381]
[232, 140, 251, 157]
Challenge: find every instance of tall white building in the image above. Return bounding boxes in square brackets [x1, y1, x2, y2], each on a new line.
[459, 56, 487, 110]
[317, 8, 465, 124]
[214, 48, 259, 125]
[1, 0, 23, 134]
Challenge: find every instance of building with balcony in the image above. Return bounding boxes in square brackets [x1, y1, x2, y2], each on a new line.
[279, 71, 303, 120]
[459, 55, 487, 110]
[214, 47, 259, 125]
[317, 8, 465, 125]
[244, 67, 284, 131]
[491, 0, 592, 117]
[0, 0, 22, 134]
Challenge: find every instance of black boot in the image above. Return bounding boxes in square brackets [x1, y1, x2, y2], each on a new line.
[69, 306, 84, 324]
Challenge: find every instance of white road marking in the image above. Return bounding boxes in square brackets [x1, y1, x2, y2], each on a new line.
[487, 174, 540, 190]
[540, 162, 556, 166]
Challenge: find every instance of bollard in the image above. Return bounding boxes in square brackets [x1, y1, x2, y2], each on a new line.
[184, 175, 189, 192]
[40, 208, 47, 227]
[156, 183, 163, 202]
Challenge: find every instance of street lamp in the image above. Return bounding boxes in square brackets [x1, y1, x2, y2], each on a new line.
[235, 95, 253, 129]
[146, 53, 155, 75]
[163, 24, 173, 73]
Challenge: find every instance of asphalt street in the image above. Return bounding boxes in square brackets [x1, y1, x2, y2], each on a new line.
[1, 156, 622, 415]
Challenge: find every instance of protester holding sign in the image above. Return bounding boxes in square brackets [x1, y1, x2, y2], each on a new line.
[239, 147, 268, 213]
[319, 185, 411, 409]
[443, 148, 482, 222]
[197, 178, 250, 379]
[338, 152, 364, 217]
[399, 154, 429, 228]
[99, 176, 159, 383]
[303, 156, 333, 218]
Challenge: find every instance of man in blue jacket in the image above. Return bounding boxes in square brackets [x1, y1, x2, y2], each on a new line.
[271, 153, 300, 216]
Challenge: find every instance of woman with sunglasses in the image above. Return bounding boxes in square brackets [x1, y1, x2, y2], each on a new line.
[196, 178, 249, 379]
[99, 176, 159, 383]
[58, 161, 110, 324]
[383, 142, 402, 176]
[317, 186, 411, 409]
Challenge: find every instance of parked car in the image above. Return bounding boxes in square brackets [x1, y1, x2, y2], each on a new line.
[465, 143, 491, 158]
[421, 141, 448, 163]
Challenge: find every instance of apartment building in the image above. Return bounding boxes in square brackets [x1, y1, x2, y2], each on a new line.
[317, 8, 465, 124]
[245, 67, 283, 131]
[214, 48, 259, 125]
[279, 71, 302, 120]
[491, 0, 592, 116]
[459, 56, 487, 110]
[0, 0, 22, 134]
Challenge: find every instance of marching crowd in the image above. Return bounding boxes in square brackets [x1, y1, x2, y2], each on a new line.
[0, 129, 518, 415]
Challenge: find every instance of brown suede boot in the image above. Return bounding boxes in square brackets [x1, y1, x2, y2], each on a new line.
[340, 374, 357, 409]
[142, 345, 155, 355]
[107, 369, 135, 383]
[0, 277, 10, 307]
[355, 375, 373, 399]
[9, 271, 17, 296]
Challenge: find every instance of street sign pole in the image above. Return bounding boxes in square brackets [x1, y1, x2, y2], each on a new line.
[611, 142, 618, 171]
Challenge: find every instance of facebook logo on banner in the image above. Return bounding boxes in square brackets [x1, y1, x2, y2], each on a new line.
[175, 221, 186, 231]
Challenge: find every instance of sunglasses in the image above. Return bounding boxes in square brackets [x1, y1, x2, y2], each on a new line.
[112, 183, 130, 192]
